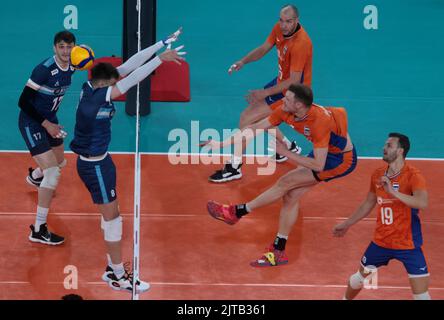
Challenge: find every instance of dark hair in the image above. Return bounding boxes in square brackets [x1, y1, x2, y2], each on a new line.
[389, 132, 410, 158]
[61, 294, 83, 300]
[91, 63, 119, 82]
[287, 84, 313, 106]
[282, 4, 299, 18]
[54, 31, 76, 45]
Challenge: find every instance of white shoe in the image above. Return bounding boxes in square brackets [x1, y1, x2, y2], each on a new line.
[106, 264, 150, 293]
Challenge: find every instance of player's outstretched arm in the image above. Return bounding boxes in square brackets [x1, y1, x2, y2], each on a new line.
[277, 144, 328, 172]
[200, 117, 273, 150]
[111, 46, 186, 99]
[333, 192, 377, 237]
[228, 41, 273, 74]
[117, 27, 183, 77]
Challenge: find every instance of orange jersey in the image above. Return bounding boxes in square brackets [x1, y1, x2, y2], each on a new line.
[267, 23, 312, 87]
[268, 102, 348, 154]
[370, 164, 427, 250]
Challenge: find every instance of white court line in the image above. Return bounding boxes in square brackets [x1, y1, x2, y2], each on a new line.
[0, 150, 443, 161]
[1, 212, 444, 224]
[0, 212, 199, 217]
[2, 280, 444, 291]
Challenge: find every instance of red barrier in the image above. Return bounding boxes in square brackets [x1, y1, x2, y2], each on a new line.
[87, 56, 190, 102]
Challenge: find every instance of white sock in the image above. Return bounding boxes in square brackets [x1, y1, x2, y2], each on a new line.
[413, 292, 431, 300]
[35, 206, 49, 232]
[245, 203, 251, 213]
[106, 254, 112, 266]
[282, 137, 292, 149]
[112, 263, 125, 279]
[231, 155, 242, 168]
[277, 233, 289, 240]
[32, 168, 43, 179]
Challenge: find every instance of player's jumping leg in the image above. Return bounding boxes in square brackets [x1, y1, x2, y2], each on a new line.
[247, 167, 317, 210]
[100, 200, 150, 293]
[208, 167, 317, 223]
[251, 186, 311, 267]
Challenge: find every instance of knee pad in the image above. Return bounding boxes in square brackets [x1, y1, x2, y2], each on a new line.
[349, 271, 365, 290]
[413, 292, 431, 300]
[58, 159, 67, 168]
[102, 216, 122, 242]
[40, 166, 61, 190]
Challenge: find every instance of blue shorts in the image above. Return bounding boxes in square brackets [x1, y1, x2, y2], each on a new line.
[307, 147, 357, 182]
[18, 111, 63, 156]
[263, 78, 284, 105]
[361, 242, 429, 277]
[76, 153, 117, 205]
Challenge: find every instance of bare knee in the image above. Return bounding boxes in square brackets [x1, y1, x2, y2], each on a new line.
[410, 276, 430, 296]
[34, 150, 58, 170]
[283, 189, 302, 204]
[276, 175, 297, 193]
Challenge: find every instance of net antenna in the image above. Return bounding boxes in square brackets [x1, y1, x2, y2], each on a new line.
[132, 0, 142, 300]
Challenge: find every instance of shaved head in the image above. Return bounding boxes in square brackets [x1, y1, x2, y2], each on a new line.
[281, 4, 299, 18]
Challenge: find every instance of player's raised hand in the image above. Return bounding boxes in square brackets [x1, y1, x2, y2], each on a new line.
[381, 175, 394, 194]
[42, 120, 67, 139]
[163, 27, 183, 47]
[228, 61, 244, 74]
[159, 45, 186, 65]
[333, 222, 349, 237]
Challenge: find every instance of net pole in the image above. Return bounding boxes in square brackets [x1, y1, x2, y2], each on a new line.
[131, 0, 142, 301]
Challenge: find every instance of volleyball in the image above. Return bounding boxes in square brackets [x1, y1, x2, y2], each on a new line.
[70, 45, 95, 70]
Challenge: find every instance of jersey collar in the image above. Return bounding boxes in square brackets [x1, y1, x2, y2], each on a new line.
[293, 104, 314, 122]
[385, 163, 406, 179]
[54, 55, 70, 72]
[283, 23, 302, 40]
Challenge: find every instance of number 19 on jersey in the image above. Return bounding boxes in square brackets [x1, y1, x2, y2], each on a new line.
[380, 207, 393, 225]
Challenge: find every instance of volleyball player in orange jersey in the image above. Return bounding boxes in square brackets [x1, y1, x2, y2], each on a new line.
[204, 84, 357, 267]
[334, 133, 431, 300]
[209, 4, 313, 182]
